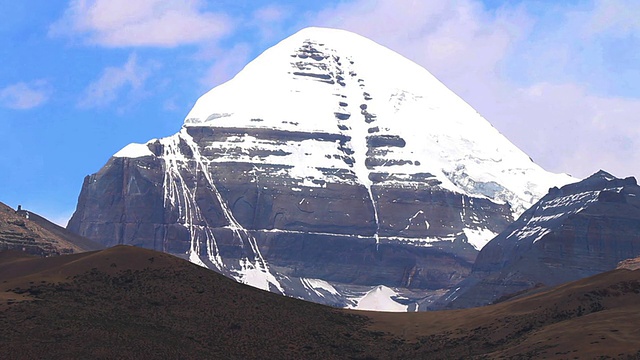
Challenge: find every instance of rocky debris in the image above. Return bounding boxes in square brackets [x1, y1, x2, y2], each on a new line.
[617, 256, 640, 271]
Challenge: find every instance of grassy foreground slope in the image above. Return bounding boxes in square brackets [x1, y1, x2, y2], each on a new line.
[1, 245, 640, 359]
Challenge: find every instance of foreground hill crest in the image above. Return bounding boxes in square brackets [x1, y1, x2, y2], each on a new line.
[3, 245, 640, 358]
[68, 27, 574, 310]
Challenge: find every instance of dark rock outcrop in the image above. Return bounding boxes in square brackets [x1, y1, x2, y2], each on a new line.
[441, 170, 640, 309]
[67, 129, 508, 298]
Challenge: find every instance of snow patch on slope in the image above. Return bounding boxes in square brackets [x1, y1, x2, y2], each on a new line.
[463, 228, 498, 250]
[113, 143, 154, 158]
[351, 285, 408, 312]
[509, 186, 624, 244]
[236, 258, 283, 292]
[301, 278, 340, 298]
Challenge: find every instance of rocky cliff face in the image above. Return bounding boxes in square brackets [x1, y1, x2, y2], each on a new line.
[441, 170, 640, 309]
[67, 27, 573, 310]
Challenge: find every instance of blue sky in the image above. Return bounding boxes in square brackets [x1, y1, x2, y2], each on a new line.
[1, 0, 639, 225]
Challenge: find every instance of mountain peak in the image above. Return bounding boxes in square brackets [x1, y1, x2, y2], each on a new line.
[184, 25, 443, 129]
[566, 170, 636, 191]
[286, 26, 376, 43]
[445, 167, 640, 309]
[587, 170, 616, 181]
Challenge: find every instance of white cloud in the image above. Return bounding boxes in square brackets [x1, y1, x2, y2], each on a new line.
[78, 54, 152, 108]
[492, 82, 640, 179]
[0, 80, 51, 110]
[313, 0, 531, 91]
[200, 43, 251, 89]
[580, 0, 640, 37]
[162, 97, 180, 112]
[254, 5, 289, 24]
[311, 0, 640, 179]
[50, 0, 233, 47]
[251, 5, 291, 42]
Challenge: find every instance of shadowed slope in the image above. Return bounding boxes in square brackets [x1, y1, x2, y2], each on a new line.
[21, 210, 103, 252]
[366, 268, 640, 358]
[2, 246, 640, 359]
[0, 246, 382, 359]
[442, 171, 640, 310]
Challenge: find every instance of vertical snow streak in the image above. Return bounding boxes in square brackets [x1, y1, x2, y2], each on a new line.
[368, 187, 381, 249]
[335, 55, 381, 249]
[175, 129, 283, 293]
[205, 227, 224, 268]
[161, 135, 224, 269]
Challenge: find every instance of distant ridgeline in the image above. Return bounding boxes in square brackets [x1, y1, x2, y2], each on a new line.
[0, 202, 101, 256]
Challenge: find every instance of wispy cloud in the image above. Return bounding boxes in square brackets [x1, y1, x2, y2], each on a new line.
[200, 43, 252, 89]
[254, 5, 289, 24]
[48, 210, 74, 227]
[0, 80, 51, 110]
[580, 0, 640, 37]
[78, 54, 152, 109]
[313, 0, 531, 94]
[493, 82, 640, 178]
[50, 0, 233, 47]
[251, 5, 291, 42]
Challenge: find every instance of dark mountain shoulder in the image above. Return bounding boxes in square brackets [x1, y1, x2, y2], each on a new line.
[441, 170, 640, 309]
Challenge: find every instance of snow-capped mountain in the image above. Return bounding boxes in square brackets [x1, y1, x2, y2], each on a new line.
[68, 27, 574, 311]
[185, 27, 572, 219]
[440, 170, 640, 309]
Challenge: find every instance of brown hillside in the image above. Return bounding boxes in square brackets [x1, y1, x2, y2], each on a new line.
[1, 245, 640, 359]
[0, 202, 102, 256]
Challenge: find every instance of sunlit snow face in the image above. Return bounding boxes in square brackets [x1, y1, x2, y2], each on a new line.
[178, 27, 575, 218]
